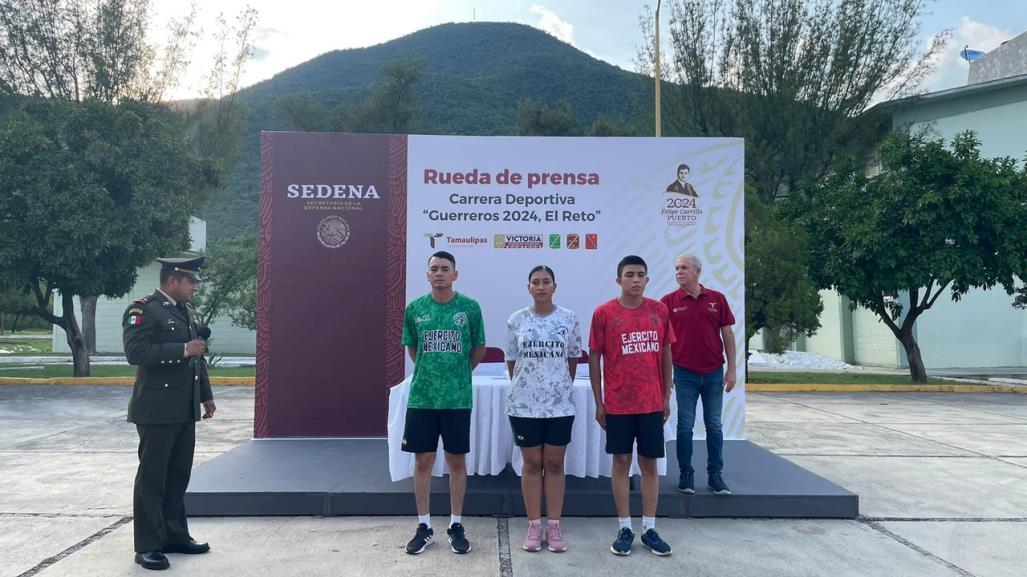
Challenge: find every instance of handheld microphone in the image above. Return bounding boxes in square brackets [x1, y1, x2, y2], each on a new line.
[190, 327, 212, 368]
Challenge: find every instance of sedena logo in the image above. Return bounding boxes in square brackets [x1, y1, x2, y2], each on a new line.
[287, 184, 380, 199]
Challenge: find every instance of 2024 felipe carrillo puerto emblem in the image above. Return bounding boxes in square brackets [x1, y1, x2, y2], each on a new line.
[662, 163, 703, 227]
[317, 215, 351, 248]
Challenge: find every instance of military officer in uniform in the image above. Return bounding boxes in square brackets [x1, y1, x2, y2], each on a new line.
[123, 256, 216, 571]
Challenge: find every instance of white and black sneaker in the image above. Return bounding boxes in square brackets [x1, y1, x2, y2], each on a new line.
[447, 522, 471, 554]
[405, 523, 434, 554]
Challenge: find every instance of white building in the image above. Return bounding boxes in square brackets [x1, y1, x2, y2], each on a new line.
[799, 33, 1027, 369]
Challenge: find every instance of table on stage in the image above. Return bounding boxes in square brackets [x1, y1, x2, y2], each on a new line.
[387, 372, 677, 482]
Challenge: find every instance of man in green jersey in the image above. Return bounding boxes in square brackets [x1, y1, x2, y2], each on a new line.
[402, 251, 486, 555]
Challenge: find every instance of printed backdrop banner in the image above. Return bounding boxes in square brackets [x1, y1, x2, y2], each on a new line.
[405, 136, 746, 439]
[257, 133, 745, 439]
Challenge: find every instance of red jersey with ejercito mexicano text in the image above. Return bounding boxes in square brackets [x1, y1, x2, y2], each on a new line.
[588, 298, 675, 415]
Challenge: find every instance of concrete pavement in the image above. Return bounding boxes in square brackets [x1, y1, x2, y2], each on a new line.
[1, 386, 1025, 577]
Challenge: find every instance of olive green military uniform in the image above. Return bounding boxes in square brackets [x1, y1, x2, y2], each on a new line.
[124, 290, 212, 554]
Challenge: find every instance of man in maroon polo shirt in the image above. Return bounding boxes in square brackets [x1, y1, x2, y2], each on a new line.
[660, 253, 737, 495]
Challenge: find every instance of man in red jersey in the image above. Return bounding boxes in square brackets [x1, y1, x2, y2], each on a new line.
[660, 253, 736, 496]
[589, 255, 674, 557]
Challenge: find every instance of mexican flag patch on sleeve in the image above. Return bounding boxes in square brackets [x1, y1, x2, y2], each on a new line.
[126, 315, 142, 326]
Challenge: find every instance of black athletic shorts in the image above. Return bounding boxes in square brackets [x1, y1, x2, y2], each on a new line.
[508, 415, 575, 448]
[402, 408, 472, 454]
[604, 411, 665, 458]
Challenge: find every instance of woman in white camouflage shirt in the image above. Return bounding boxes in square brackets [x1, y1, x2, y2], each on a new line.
[505, 265, 582, 553]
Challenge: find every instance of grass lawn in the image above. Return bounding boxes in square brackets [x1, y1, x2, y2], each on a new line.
[0, 364, 255, 379]
[0, 336, 52, 355]
[748, 371, 949, 385]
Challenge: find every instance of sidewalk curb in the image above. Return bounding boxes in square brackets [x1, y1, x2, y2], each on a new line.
[747, 383, 1026, 393]
[0, 377, 255, 386]
[0, 378, 1023, 392]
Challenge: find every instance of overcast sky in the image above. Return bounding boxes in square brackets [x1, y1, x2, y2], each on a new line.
[154, 0, 1027, 100]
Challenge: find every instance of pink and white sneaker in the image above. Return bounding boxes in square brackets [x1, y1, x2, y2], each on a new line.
[546, 521, 567, 552]
[522, 522, 543, 552]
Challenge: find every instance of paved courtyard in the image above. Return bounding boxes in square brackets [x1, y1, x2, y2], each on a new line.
[1, 385, 1025, 576]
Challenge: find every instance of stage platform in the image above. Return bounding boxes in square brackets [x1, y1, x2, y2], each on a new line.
[185, 439, 857, 518]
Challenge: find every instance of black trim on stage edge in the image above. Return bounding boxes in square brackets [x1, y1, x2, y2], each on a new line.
[184, 439, 858, 519]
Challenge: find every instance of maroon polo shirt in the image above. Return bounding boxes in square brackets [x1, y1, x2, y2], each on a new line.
[660, 285, 735, 374]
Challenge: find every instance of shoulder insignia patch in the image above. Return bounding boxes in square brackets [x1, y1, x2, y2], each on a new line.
[133, 297, 150, 305]
[128, 308, 144, 315]
[126, 315, 143, 326]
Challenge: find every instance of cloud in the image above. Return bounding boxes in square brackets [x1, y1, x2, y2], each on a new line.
[529, 4, 575, 45]
[255, 27, 284, 43]
[251, 47, 271, 61]
[921, 17, 1013, 93]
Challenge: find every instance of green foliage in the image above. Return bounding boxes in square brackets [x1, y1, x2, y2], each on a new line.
[0, 97, 219, 318]
[641, 0, 944, 203]
[0, 285, 47, 333]
[0, 0, 196, 103]
[517, 99, 581, 136]
[745, 188, 822, 352]
[193, 234, 257, 330]
[794, 131, 1027, 381]
[588, 114, 646, 137]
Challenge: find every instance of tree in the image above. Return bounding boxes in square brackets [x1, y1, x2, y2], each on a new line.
[193, 234, 257, 329]
[0, 285, 35, 334]
[0, 98, 218, 375]
[271, 58, 425, 135]
[1, 1, 256, 369]
[795, 132, 1027, 382]
[184, 6, 258, 169]
[639, 0, 947, 203]
[517, 99, 581, 136]
[0, 0, 198, 103]
[745, 189, 822, 353]
[347, 58, 423, 134]
[588, 113, 645, 137]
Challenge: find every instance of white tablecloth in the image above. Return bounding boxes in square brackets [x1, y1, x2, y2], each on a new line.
[387, 373, 677, 481]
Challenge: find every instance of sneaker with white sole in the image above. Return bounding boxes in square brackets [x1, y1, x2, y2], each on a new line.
[610, 527, 634, 556]
[522, 522, 542, 552]
[405, 523, 433, 554]
[546, 521, 567, 552]
[708, 473, 732, 495]
[447, 522, 471, 554]
[641, 528, 672, 556]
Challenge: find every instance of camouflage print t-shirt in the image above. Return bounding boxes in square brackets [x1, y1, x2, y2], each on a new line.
[403, 293, 485, 409]
[504, 305, 582, 418]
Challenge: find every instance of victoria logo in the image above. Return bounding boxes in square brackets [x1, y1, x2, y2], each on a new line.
[317, 215, 351, 248]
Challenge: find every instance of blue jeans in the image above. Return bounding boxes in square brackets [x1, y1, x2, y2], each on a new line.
[674, 365, 724, 475]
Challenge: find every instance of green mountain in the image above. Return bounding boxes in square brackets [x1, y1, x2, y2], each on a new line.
[202, 22, 648, 240]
